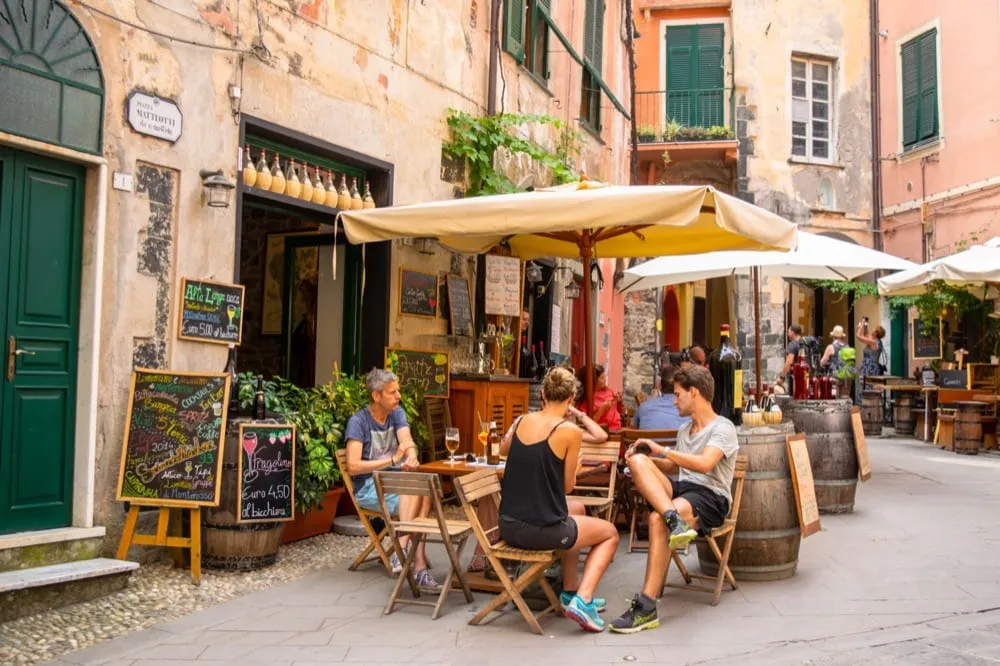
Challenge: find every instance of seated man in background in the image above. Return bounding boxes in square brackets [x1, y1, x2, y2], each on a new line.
[610, 366, 739, 634]
[631, 366, 691, 431]
[345, 368, 439, 588]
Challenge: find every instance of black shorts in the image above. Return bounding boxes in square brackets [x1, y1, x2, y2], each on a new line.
[670, 479, 730, 532]
[498, 515, 578, 551]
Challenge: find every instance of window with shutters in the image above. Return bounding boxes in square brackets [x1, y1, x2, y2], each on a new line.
[900, 29, 939, 151]
[791, 56, 834, 161]
[580, 0, 605, 132]
[664, 24, 725, 129]
[505, 0, 550, 84]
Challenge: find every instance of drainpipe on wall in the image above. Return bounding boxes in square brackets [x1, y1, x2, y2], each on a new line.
[624, 0, 639, 185]
[869, 0, 884, 251]
[487, 0, 501, 115]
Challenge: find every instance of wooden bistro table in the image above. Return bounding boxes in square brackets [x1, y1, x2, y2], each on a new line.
[416, 458, 611, 593]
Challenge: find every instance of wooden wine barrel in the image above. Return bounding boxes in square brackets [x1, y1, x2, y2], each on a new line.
[954, 402, 985, 456]
[860, 390, 883, 437]
[893, 394, 916, 436]
[805, 432, 858, 514]
[202, 418, 285, 570]
[698, 422, 800, 582]
[780, 398, 853, 434]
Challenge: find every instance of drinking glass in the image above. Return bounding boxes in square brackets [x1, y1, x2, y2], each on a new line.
[444, 428, 460, 464]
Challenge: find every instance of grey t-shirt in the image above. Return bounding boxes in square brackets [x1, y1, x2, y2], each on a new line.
[345, 406, 409, 485]
[677, 416, 740, 503]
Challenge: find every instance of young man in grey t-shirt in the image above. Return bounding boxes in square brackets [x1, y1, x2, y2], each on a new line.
[610, 365, 739, 634]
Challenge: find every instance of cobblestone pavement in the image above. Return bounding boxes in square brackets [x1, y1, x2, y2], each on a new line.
[0, 533, 365, 665]
[11, 437, 1000, 665]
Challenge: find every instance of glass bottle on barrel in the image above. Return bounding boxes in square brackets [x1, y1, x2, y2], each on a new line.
[708, 324, 742, 424]
[223, 343, 239, 417]
[486, 421, 501, 465]
[253, 374, 267, 420]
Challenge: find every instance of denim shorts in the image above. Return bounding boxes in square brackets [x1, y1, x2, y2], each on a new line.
[354, 477, 399, 515]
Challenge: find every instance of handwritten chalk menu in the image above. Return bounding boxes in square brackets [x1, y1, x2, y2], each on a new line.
[785, 434, 821, 537]
[399, 269, 438, 318]
[385, 347, 450, 398]
[851, 408, 872, 482]
[912, 319, 942, 360]
[178, 278, 245, 345]
[484, 255, 521, 317]
[116, 369, 230, 507]
[237, 423, 295, 523]
[446, 275, 474, 337]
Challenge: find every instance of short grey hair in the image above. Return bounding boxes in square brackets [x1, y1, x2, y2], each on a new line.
[367, 368, 398, 396]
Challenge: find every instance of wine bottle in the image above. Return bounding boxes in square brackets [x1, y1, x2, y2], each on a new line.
[254, 374, 266, 420]
[536, 341, 548, 379]
[337, 173, 351, 209]
[311, 166, 326, 204]
[350, 176, 363, 210]
[269, 153, 285, 194]
[324, 170, 338, 207]
[519, 335, 530, 378]
[708, 324, 743, 424]
[298, 161, 313, 201]
[242, 146, 257, 187]
[528, 344, 539, 380]
[363, 181, 376, 209]
[285, 158, 302, 199]
[223, 343, 239, 417]
[255, 149, 272, 191]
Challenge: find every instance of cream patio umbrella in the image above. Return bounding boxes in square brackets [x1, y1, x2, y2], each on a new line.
[337, 181, 799, 407]
[877, 237, 1000, 296]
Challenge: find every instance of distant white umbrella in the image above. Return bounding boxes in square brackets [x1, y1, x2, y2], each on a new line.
[878, 237, 1000, 296]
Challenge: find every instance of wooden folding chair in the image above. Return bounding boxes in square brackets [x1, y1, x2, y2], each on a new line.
[567, 440, 620, 521]
[374, 471, 474, 620]
[335, 449, 393, 575]
[422, 398, 453, 464]
[663, 453, 748, 606]
[618, 428, 678, 553]
[454, 469, 562, 635]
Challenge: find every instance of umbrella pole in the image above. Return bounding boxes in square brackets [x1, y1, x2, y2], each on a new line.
[753, 266, 762, 398]
[581, 235, 595, 413]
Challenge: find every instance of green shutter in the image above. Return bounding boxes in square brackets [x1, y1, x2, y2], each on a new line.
[900, 39, 919, 147]
[536, 0, 550, 15]
[918, 30, 938, 142]
[667, 24, 724, 127]
[504, 0, 526, 63]
[666, 27, 695, 125]
[591, 0, 605, 70]
[696, 25, 724, 127]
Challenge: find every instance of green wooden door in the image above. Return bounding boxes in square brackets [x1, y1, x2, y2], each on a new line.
[0, 147, 84, 534]
[665, 24, 725, 128]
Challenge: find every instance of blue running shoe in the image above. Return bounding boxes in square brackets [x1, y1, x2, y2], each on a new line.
[560, 591, 606, 613]
[565, 594, 605, 632]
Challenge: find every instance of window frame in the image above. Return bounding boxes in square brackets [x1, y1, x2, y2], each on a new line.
[579, 0, 605, 133]
[898, 25, 942, 153]
[790, 55, 835, 164]
[524, 0, 551, 85]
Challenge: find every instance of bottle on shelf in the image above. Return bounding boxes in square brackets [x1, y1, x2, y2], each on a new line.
[536, 341, 548, 379]
[337, 173, 351, 209]
[363, 181, 376, 208]
[528, 343, 539, 380]
[760, 383, 771, 411]
[285, 158, 302, 199]
[223, 343, 239, 417]
[311, 166, 326, 204]
[708, 324, 743, 423]
[255, 148, 272, 191]
[242, 146, 257, 187]
[519, 335, 530, 378]
[793, 349, 810, 400]
[324, 170, 338, 207]
[269, 153, 285, 194]
[486, 421, 501, 465]
[253, 374, 266, 420]
[298, 161, 313, 201]
[350, 176, 363, 210]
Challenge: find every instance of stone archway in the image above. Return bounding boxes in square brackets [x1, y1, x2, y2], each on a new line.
[0, 0, 105, 153]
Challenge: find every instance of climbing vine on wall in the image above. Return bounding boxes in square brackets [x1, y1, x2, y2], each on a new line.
[442, 109, 582, 196]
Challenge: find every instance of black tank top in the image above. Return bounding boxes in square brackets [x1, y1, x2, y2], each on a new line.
[499, 418, 569, 527]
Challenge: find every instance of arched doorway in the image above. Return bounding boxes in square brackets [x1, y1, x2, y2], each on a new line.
[663, 287, 680, 352]
[0, 0, 104, 533]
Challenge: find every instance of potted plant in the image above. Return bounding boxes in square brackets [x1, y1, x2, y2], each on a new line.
[637, 124, 657, 143]
[706, 125, 735, 140]
[663, 119, 683, 142]
[675, 125, 709, 142]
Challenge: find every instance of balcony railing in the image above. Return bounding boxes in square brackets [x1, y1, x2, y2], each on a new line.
[635, 88, 735, 143]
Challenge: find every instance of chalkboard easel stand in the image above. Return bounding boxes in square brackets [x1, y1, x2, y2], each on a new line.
[116, 505, 202, 585]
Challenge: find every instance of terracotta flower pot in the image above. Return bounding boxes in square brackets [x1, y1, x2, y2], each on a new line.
[281, 487, 345, 544]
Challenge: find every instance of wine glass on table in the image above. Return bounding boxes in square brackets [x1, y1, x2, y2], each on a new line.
[445, 428, 460, 465]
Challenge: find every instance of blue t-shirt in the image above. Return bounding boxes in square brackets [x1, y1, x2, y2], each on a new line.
[632, 395, 690, 431]
[345, 406, 409, 485]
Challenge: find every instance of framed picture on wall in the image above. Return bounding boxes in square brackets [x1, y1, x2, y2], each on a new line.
[261, 231, 320, 336]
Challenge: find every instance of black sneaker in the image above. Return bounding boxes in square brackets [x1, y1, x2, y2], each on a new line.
[609, 594, 660, 634]
[668, 519, 698, 552]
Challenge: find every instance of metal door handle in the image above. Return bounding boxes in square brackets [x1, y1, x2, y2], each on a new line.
[14, 349, 35, 356]
[6, 337, 33, 381]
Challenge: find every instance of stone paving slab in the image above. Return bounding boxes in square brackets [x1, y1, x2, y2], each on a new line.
[46, 438, 1000, 665]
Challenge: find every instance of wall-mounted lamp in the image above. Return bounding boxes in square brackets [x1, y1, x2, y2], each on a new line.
[525, 261, 544, 285]
[565, 281, 581, 300]
[200, 169, 235, 208]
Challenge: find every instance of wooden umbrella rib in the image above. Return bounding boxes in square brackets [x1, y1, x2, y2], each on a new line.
[539, 231, 582, 244]
[594, 225, 653, 243]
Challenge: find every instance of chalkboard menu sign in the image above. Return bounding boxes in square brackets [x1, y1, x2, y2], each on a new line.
[399, 269, 438, 318]
[237, 423, 295, 523]
[446, 275, 474, 337]
[178, 278, 245, 345]
[116, 369, 230, 507]
[385, 347, 450, 398]
[939, 369, 968, 388]
[912, 319, 942, 360]
[484, 255, 522, 317]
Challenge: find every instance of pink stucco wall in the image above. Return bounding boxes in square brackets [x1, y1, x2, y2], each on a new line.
[879, 0, 1000, 260]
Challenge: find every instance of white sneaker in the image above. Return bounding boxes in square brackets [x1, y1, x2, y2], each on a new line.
[414, 568, 441, 589]
[389, 550, 403, 574]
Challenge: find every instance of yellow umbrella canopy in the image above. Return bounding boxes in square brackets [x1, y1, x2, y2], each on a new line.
[337, 181, 798, 409]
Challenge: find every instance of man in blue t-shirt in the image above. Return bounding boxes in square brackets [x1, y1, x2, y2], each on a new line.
[631, 366, 691, 431]
[346, 369, 438, 587]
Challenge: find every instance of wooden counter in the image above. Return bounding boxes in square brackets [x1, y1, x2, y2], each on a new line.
[448, 375, 531, 455]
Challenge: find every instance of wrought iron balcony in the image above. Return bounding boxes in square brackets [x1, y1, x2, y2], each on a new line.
[634, 88, 735, 143]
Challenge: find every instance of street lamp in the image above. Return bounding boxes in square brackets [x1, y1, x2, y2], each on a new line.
[200, 169, 235, 208]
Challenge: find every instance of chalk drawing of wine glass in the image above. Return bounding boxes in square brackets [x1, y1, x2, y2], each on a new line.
[243, 431, 258, 472]
[226, 304, 238, 331]
[184, 460, 193, 475]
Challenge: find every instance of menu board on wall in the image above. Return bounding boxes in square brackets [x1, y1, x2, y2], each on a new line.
[399, 269, 438, 318]
[116, 370, 230, 507]
[177, 278, 245, 345]
[786, 434, 821, 538]
[912, 319, 942, 360]
[385, 347, 450, 398]
[237, 423, 295, 523]
[446, 275, 474, 337]
[484, 255, 521, 317]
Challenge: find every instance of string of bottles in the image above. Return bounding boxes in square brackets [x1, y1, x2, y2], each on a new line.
[519, 336, 554, 380]
[742, 383, 782, 426]
[240, 145, 375, 210]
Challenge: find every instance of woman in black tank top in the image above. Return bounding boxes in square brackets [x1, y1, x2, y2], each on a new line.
[498, 367, 620, 632]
